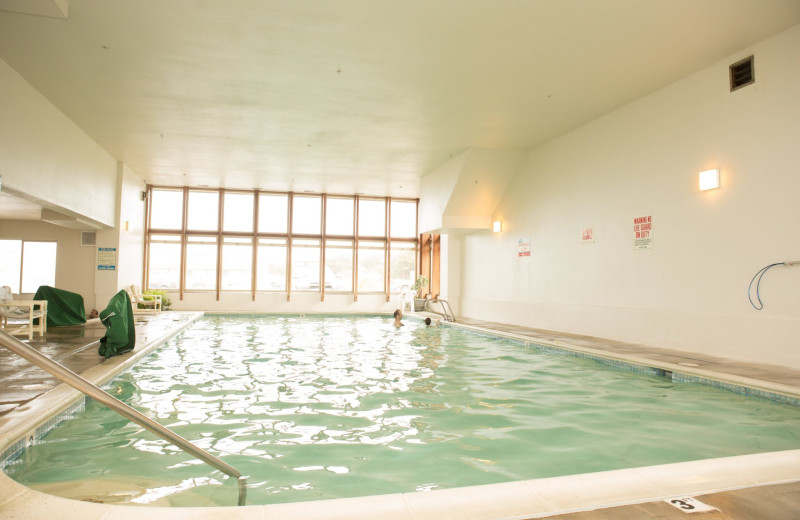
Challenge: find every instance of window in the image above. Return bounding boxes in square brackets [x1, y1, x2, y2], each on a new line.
[21, 242, 56, 293]
[358, 199, 385, 237]
[187, 191, 218, 231]
[357, 240, 385, 292]
[221, 237, 252, 290]
[419, 233, 440, 298]
[146, 188, 418, 299]
[258, 194, 288, 234]
[0, 240, 23, 292]
[256, 238, 286, 290]
[223, 192, 254, 233]
[325, 239, 353, 291]
[185, 236, 217, 290]
[390, 200, 416, 238]
[390, 241, 416, 292]
[292, 195, 321, 235]
[0, 240, 57, 294]
[291, 238, 320, 291]
[148, 235, 181, 290]
[326, 197, 354, 236]
[150, 189, 183, 230]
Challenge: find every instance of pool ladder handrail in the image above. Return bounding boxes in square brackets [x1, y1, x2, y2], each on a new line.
[0, 331, 247, 506]
[425, 295, 456, 322]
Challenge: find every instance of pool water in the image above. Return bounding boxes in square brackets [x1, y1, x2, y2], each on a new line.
[5, 315, 800, 506]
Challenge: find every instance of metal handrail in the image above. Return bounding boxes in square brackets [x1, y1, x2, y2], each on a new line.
[425, 297, 456, 322]
[0, 331, 247, 506]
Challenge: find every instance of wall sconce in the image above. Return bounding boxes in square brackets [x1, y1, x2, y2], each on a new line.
[699, 169, 720, 191]
[493, 220, 502, 233]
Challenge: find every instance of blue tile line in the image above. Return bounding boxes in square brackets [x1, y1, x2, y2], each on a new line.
[672, 372, 800, 406]
[530, 342, 799, 406]
[532, 343, 666, 376]
[1, 397, 85, 470]
[460, 328, 528, 346]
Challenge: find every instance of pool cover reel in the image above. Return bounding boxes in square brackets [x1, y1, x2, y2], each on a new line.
[32, 285, 86, 327]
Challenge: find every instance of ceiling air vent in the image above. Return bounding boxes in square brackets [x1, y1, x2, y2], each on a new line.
[730, 55, 754, 91]
[81, 231, 97, 247]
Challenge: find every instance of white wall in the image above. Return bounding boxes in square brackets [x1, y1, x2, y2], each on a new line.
[116, 164, 147, 291]
[0, 220, 96, 308]
[419, 152, 466, 233]
[419, 148, 525, 233]
[0, 58, 118, 226]
[459, 24, 800, 367]
[0, 160, 147, 311]
[0, 57, 147, 311]
[95, 163, 147, 306]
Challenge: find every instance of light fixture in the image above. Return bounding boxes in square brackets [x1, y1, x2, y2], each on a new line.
[493, 220, 502, 233]
[699, 169, 720, 191]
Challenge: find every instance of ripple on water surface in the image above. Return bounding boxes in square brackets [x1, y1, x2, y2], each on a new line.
[6, 315, 800, 506]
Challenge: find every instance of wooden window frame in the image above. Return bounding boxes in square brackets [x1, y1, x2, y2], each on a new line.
[144, 185, 420, 304]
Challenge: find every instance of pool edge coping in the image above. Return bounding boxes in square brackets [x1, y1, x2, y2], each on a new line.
[450, 321, 800, 401]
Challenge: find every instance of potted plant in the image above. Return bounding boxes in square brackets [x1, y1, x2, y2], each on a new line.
[411, 275, 428, 312]
[143, 289, 171, 310]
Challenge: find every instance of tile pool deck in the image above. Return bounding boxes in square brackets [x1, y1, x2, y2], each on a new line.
[1, 311, 799, 519]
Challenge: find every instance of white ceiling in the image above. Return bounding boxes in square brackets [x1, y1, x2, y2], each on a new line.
[1, 0, 800, 206]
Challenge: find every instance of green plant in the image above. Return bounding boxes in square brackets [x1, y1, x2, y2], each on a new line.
[143, 289, 171, 310]
[411, 275, 428, 298]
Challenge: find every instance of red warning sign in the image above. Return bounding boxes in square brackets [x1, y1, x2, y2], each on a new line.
[633, 216, 653, 250]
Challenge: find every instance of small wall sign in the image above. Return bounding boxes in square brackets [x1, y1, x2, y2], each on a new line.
[517, 238, 531, 257]
[97, 247, 117, 271]
[633, 215, 653, 250]
[581, 227, 595, 243]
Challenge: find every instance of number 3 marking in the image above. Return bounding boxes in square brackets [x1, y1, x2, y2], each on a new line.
[670, 499, 696, 510]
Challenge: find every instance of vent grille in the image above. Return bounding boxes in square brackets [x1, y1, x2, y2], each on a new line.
[730, 55, 754, 91]
[81, 231, 97, 247]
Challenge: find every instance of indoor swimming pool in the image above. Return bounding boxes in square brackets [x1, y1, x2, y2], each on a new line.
[4, 315, 800, 507]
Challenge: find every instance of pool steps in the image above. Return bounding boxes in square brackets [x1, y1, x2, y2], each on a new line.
[0, 329, 247, 506]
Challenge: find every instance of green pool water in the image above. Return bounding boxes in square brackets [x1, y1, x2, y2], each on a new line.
[5, 315, 800, 506]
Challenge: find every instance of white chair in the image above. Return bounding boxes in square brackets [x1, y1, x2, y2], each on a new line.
[128, 285, 162, 314]
[0, 285, 48, 340]
[398, 285, 415, 313]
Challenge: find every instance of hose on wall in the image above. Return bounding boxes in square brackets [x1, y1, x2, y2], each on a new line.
[748, 261, 800, 310]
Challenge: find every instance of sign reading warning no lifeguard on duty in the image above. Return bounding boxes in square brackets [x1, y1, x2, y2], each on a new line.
[633, 216, 653, 250]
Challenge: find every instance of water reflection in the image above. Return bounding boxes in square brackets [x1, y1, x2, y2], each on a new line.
[131, 316, 447, 451]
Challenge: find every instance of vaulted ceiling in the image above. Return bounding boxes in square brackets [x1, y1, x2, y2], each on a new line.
[2, 0, 800, 204]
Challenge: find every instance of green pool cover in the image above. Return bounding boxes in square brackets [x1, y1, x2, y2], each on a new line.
[32, 286, 86, 327]
[98, 290, 136, 358]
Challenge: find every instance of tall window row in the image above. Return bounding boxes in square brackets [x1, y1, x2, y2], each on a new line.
[145, 187, 419, 301]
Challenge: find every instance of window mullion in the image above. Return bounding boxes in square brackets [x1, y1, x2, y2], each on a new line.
[143, 184, 151, 290]
[353, 195, 359, 302]
[286, 193, 293, 302]
[321, 194, 326, 302]
[385, 196, 390, 303]
[216, 189, 223, 301]
[251, 192, 259, 301]
[180, 187, 188, 301]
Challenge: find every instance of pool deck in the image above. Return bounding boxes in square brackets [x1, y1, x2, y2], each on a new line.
[1, 311, 799, 519]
